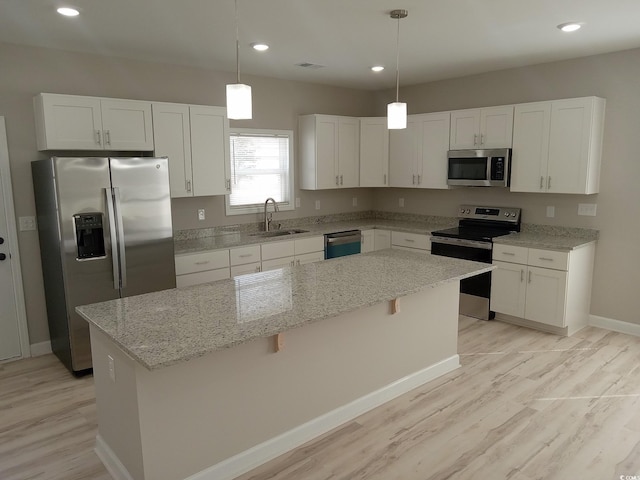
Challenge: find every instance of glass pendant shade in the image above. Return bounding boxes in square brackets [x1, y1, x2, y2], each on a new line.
[387, 101, 407, 129]
[226, 83, 252, 120]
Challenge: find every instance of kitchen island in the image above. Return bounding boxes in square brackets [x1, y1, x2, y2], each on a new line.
[77, 249, 493, 480]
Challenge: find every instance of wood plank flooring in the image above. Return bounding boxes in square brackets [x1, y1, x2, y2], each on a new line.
[2, 318, 640, 480]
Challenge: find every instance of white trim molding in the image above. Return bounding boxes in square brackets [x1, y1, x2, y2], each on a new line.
[589, 315, 640, 337]
[29, 341, 52, 357]
[185, 355, 460, 480]
[95, 435, 135, 480]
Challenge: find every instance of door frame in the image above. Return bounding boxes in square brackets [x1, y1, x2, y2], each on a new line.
[0, 117, 30, 359]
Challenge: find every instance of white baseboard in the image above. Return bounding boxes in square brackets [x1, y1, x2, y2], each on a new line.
[29, 341, 52, 357]
[589, 315, 640, 337]
[185, 355, 460, 480]
[95, 435, 134, 480]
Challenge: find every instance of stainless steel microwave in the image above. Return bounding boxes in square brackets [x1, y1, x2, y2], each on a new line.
[447, 148, 511, 187]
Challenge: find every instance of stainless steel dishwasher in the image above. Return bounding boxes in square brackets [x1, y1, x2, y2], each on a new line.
[324, 230, 362, 259]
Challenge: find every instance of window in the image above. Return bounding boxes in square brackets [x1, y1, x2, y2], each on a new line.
[225, 129, 294, 215]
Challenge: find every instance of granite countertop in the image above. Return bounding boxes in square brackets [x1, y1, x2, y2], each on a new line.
[76, 249, 493, 370]
[493, 230, 597, 251]
[174, 219, 456, 255]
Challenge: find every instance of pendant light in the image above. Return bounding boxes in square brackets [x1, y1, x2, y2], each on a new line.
[387, 9, 408, 130]
[226, 0, 252, 119]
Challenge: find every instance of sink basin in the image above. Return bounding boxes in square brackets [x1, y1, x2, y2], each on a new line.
[249, 229, 309, 238]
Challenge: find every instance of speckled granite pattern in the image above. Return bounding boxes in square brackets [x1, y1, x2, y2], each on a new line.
[76, 249, 493, 370]
[494, 225, 598, 251]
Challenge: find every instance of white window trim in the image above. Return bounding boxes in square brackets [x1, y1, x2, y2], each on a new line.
[225, 128, 295, 216]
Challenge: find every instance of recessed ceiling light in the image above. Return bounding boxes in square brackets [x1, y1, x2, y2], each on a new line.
[557, 22, 582, 32]
[371, 66, 385, 72]
[251, 43, 269, 52]
[57, 7, 79, 17]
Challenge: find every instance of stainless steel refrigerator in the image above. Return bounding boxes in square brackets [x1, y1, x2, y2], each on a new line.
[32, 157, 176, 374]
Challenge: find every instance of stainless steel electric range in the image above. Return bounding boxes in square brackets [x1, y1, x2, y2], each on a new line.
[430, 205, 521, 320]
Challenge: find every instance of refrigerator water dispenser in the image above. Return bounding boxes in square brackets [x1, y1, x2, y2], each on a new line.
[73, 213, 106, 260]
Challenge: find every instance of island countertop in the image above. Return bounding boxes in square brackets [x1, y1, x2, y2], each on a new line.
[76, 249, 493, 370]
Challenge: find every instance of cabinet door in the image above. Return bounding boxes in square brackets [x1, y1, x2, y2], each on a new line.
[152, 103, 193, 198]
[373, 230, 391, 250]
[450, 109, 481, 149]
[360, 230, 374, 253]
[479, 106, 514, 148]
[100, 99, 154, 151]
[418, 112, 450, 189]
[190, 106, 230, 196]
[338, 117, 359, 188]
[524, 266, 567, 327]
[490, 261, 527, 317]
[510, 102, 551, 193]
[315, 116, 339, 189]
[389, 117, 420, 187]
[35, 94, 103, 150]
[359, 118, 389, 187]
[547, 98, 594, 194]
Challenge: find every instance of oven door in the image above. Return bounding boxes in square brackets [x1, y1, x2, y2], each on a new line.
[430, 236, 493, 320]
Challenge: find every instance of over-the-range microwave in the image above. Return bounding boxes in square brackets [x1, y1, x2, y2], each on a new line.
[447, 148, 511, 187]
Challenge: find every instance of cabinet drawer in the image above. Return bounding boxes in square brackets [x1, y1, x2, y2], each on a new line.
[175, 250, 230, 275]
[230, 262, 261, 277]
[527, 248, 569, 271]
[296, 251, 325, 265]
[262, 256, 295, 271]
[391, 231, 430, 251]
[176, 267, 230, 287]
[294, 236, 324, 255]
[230, 245, 261, 266]
[261, 240, 295, 261]
[493, 244, 528, 265]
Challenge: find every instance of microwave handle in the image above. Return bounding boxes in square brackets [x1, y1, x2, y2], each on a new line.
[486, 156, 492, 183]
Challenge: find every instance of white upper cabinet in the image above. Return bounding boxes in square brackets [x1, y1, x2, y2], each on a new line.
[34, 93, 154, 151]
[450, 105, 514, 149]
[510, 96, 605, 194]
[299, 114, 360, 190]
[389, 112, 450, 189]
[359, 117, 389, 187]
[152, 103, 230, 198]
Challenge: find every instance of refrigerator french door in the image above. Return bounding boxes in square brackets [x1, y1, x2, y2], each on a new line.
[32, 157, 176, 374]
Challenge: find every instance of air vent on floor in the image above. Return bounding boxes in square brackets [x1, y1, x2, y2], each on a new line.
[295, 62, 326, 69]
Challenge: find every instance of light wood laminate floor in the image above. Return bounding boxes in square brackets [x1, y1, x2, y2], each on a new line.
[2, 318, 640, 480]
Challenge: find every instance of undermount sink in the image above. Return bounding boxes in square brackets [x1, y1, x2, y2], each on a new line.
[249, 229, 309, 238]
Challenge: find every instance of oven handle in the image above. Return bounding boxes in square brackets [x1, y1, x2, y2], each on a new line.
[430, 236, 492, 250]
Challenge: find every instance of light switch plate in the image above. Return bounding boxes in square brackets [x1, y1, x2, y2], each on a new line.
[399, 198, 405, 208]
[546, 206, 555, 218]
[295, 197, 300, 208]
[315, 200, 320, 210]
[197, 209, 205, 221]
[352, 197, 357, 207]
[19, 216, 36, 231]
[578, 203, 597, 216]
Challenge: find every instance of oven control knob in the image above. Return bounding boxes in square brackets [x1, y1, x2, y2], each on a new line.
[465, 209, 470, 214]
[460, 209, 465, 214]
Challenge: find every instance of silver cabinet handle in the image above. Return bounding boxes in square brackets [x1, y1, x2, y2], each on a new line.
[547, 176, 551, 189]
[480, 133, 484, 145]
[528, 271, 532, 283]
[404, 238, 415, 243]
[540, 176, 544, 189]
[501, 252, 515, 256]
[226, 179, 231, 191]
[340, 175, 344, 185]
[336, 175, 339, 186]
[95, 130, 102, 146]
[539, 257, 554, 262]
[383, 173, 387, 185]
[290, 260, 295, 266]
[521, 269, 524, 282]
[105, 188, 120, 290]
[104, 130, 111, 146]
[194, 261, 210, 265]
[186, 180, 192, 192]
[473, 134, 478, 145]
[417, 174, 421, 185]
[238, 254, 253, 258]
[412, 174, 416, 185]
[296, 259, 301, 266]
[256, 265, 261, 272]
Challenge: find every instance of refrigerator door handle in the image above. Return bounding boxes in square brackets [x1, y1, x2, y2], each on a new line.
[112, 187, 127, 289]
[105, 188, 120, 290]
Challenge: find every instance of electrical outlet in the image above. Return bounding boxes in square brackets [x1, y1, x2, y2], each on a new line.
[19, 216, 36, 231]
[107, 355, 116, 382]
[295, 197, 300, 208]
[578, 203, 597, 216]
[352, 197, 358, 207]
[546, 206, 555, 218]
[197, 209, 205, 221]
[315, 200, 321, 210]
[399, 198, 405, 208]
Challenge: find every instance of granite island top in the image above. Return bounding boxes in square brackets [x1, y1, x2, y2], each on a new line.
[174, 219, 455, 255]
[76, 249, 493, 370]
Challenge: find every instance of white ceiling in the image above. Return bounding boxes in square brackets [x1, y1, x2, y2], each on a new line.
[2, 0, 640, 90]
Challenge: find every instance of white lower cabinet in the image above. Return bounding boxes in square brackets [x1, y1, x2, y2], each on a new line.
[374, 230, 391, 250]
[361, 230, 375, 253]
[261, 236, 325, 271]
[175, 249, 230, 288]
[230, 245, 262, 277]
[491, 243, 594, 334]
[391, 231, 430, 253]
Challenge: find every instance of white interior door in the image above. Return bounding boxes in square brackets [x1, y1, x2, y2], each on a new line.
[0, 117, 27, 361]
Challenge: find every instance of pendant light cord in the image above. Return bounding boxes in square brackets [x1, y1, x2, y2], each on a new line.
[395, 14, 400, 103]
[235, 0, 240, 84]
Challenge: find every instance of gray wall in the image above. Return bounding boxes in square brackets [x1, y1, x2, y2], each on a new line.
[0, 42, 375, 344]
[373, 47, 640, 326]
